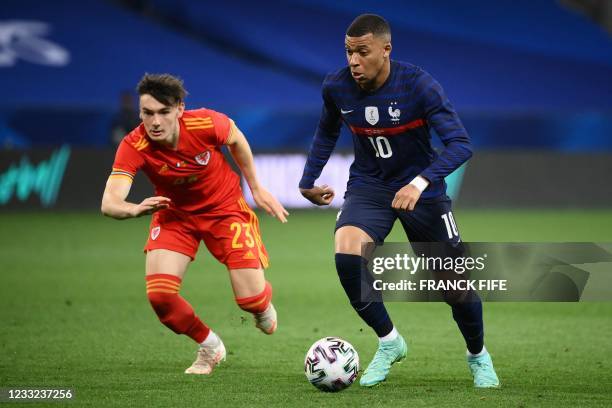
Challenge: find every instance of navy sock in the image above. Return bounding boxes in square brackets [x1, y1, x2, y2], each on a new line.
[450, 299, 484, 354]
[335, 253, 394, 337]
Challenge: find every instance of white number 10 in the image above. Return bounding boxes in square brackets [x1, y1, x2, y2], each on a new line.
[368, 136, 393, 158]
[441, 212, 459, 239]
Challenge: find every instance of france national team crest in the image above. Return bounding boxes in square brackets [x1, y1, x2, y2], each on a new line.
[388, 102, 401, 123]
[365, 106, 379, 125]
[151, 226, 160, 240]
[195, 151, 211, 166]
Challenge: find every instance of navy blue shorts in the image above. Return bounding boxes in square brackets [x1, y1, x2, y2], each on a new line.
[335, 187, 461, 244]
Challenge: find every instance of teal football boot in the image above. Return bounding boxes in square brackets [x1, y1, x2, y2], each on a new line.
[467, 351, 500, 388]
[359, 335, 408, 387]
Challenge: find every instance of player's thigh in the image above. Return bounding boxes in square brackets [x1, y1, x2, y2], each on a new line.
[397, 195, 461, 243]
[200, 198, 269, 271]
[398, 196, 468, 300]
[145, 249, 191, 278]
[144, 209, 200, 261]
[335, 190, 396, 255]
[228, 267, 266, 298]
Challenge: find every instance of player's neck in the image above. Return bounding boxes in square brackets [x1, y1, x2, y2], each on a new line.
[169, 132, 179, 150]
[168, 119, 181, 150]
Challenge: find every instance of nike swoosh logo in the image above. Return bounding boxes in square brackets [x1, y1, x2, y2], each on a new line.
[340, 109, 354, 114]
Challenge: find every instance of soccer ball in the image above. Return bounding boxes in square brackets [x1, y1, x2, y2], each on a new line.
[304, 337, 359, 392]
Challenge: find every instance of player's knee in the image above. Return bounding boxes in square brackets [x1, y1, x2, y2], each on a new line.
[236, 281, 272, 314]
[335, 242, 362, 255]
[335, 226, 372, 255]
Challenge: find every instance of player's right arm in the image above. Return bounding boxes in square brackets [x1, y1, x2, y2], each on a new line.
[101, 176, 170, 219]
[299, 77, 342, 206]
[101, 138, 170, 219]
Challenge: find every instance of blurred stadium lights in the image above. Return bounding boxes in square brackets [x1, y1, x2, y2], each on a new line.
[1, 0, 611, 210]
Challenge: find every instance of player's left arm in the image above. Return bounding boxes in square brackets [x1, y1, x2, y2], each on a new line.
[226, 121, 289, 223]
[393, 69, 473, 211]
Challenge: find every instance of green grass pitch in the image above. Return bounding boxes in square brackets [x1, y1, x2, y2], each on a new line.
[1, 209, 612, 407]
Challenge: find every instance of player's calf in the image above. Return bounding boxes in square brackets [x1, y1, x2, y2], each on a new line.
[336, 254, 394, 337]
[146, 274, 210, 343]
[235, 281, 277, 334]
[448, 295, 484, 355]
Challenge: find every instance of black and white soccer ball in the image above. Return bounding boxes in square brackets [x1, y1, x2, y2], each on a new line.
[304, 337, 359, 392]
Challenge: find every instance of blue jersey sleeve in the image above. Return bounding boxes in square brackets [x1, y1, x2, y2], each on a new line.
[414, 69, 473, 184]
[299, 80, 342, 189]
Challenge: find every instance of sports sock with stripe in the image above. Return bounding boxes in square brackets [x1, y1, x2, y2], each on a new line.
[146, 274, 210, 343]
[235, 281, 272, 314]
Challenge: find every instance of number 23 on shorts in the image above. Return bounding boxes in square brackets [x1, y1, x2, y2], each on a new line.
[230, 222, 255, 248]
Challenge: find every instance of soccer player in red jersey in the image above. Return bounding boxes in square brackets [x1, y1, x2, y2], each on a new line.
[101, 74, 288, 375]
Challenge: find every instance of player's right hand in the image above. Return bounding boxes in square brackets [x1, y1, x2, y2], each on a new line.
[131, 196, 171, 217]
[251, 187, 290, 223]
[299, 185, 335, 206]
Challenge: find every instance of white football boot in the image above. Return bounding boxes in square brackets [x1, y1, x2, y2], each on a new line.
[184, 336, 226, 375]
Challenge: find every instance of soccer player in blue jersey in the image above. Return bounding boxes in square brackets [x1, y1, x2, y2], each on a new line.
[299, 14, 499, 388]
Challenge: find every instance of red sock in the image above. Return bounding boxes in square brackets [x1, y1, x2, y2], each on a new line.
[146, 274, 210, 343]
[236, 281, 272, 314]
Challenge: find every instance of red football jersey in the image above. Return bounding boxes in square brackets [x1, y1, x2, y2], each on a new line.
[110, 108, 242, 213]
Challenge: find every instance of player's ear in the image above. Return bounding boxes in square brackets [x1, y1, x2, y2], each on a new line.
[177, 102, 185, 117]
[383, 42, 392, 59]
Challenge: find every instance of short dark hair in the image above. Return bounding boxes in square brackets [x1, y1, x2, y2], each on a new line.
[136, 73, 187, 106]
[346, 14, 391, 39]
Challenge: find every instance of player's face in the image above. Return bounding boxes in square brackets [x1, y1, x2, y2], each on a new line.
[345, 33, 391, 90]
[139, 94, 184, 143]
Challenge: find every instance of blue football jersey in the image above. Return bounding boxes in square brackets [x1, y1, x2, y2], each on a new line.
[300, 60, 472, 199]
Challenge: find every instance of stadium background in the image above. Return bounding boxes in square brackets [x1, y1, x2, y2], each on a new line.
[1, 0, 611, 406]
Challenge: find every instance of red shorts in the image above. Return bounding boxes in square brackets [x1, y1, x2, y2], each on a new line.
[144, 197, 269, 269]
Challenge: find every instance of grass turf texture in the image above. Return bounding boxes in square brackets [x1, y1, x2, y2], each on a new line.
[1, 209, 612, 407]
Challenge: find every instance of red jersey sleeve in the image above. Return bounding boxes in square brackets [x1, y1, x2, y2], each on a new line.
[209, 110, 232, 146]
[110, 139, 145, 181]
[183, 108, 232, 146]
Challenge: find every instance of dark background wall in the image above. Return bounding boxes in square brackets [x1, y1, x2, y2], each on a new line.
[2, 148, 610, 210]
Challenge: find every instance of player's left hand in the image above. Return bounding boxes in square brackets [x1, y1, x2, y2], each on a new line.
[251, 187, 289, 223]
[392, 184, 422, 211]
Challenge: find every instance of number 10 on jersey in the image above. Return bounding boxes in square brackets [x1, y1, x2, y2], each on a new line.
[368, 136, 393, 158]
